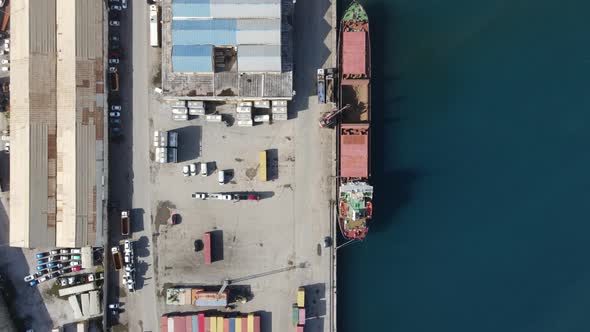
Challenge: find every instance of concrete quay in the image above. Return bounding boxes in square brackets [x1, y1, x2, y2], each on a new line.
[107, 0, 338, 331]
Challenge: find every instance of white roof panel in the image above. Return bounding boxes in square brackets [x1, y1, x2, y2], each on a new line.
[238, 45, 281, 72]
[210, 3, 280, 19]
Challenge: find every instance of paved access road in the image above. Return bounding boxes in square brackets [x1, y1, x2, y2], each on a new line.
[107, 1, 158, 331]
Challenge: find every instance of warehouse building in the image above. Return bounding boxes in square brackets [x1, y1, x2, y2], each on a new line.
[9, 0, 106, 248]
[162, 0, 293, 100]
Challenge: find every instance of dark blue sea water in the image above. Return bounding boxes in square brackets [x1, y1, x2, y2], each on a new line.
[337, 1, 590, 331]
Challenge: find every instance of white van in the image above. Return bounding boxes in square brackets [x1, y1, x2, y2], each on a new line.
[200, 162, 207, 177]
[218, 170, 225, 185]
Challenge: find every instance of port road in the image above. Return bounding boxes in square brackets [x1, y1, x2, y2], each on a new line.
[107, 1, 158, 330]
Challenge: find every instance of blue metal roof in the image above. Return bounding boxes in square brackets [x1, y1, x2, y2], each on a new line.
[172, 45, 213, 72]
[172, 0, 211, 18]
[172, 19, 237, 45]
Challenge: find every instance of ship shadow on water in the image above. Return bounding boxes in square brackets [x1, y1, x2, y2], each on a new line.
[363, 0, 415, 235]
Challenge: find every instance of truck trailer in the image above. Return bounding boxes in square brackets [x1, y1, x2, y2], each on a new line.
[121, 210, 130, 236]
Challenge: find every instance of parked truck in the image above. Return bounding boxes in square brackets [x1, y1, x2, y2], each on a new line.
[121, 210, 130, 236]
[325, 68, 335, 103]
[317, 69, 326, 103]
[149, 5, 159, 47]
[109, 71, 119, 92]
[111, 246, 123, 271]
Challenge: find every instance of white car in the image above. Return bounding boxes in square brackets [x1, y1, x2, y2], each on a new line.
[60, 249, 70, 254]
[108, 66, 117, 73]
[60, 279, 67, 287]
[110, 5, 122, 11]
[1, 66, 8, 72]
[109, 111, 121, 118]
[70, 261, 80, 266]
[37, 276, 47, 283]
[70, 248, 81, 254]
[108, 58, 120, 64]
[189, 163, 197, 176]
[111, 105, 121, 111]
[124, 254, 131, 264]
[124, 240, 132, 252]
[191, 193, 207, 200]
[1, 59, 8, 65]
[24, 275, 35, 282]
[109, 20, 120, 27]
[88, 274, 95, 282]
[122, 0, 127, 9]
[182, 165, 190, 177]
[50, 250, 59, 255]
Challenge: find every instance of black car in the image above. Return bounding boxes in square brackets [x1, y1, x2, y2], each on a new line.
[110, 126, 122, 137]
[110, 118, 122, 125]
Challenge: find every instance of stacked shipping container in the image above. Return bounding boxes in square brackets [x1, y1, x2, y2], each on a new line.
[161, 313, 261, 332]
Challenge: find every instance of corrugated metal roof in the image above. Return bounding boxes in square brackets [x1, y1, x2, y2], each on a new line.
[172, 19, 280, 45]
[340, 124, 369, 178]
[342, 32, 366, 75]
[172, 0, 279, 19]
[172, 45, 213, 72]
[172, 19, 237, 45]
[173, 0, 211, 18]
[238, 45, 281, 72]
[210, 3, 280, 19]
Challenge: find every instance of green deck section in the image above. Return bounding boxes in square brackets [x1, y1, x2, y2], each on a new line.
[340, 189, 373, 229]
[342, 2, 368, 23]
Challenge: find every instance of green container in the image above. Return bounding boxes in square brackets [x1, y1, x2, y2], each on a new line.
[292, 304, 299, 326]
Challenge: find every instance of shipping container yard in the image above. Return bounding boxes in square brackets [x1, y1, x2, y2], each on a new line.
[161, 313, 261, 332]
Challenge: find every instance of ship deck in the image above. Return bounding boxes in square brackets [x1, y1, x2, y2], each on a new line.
[341, 84, 369, 123]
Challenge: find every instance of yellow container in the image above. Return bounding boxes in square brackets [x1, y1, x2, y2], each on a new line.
[236, 317, 242, 332]
[210, 316, 217, 332]
[259, 151, 267, 181]
[297, 287, 305, 307]
[247, 313, 254, 332]
[217, 317, 224, 332]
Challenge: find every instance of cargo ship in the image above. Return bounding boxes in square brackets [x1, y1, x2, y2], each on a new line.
[337, 1, 373, 241]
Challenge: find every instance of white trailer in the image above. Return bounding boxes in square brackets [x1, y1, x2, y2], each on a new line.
[150, 5, 159, 47]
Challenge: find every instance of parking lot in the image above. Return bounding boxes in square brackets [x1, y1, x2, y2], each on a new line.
[151, 101, 334, 330]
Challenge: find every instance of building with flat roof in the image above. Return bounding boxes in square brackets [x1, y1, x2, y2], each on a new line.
[9, 0, 106, 248]
[162, 0, 293, 100]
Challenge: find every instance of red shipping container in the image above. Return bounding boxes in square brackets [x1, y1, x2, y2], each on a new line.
[161, 317, 169, 332]
[205, 317, 211, 332]
[241, 316, 248, 332]
[204, 232, 212, 265]
[297, 326, 304, 332]
[174, 316, 186, 332]
[253, 316, 260, 332]
[224, 318, 230, 332]
[186, 315, 192, 332]
[298, 308, 305, 325]
[199, 313, 205, 332]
